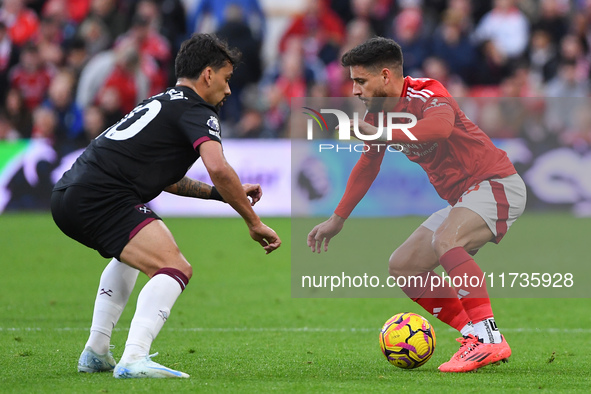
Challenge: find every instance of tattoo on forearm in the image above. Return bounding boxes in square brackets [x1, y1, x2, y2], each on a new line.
[171, 177, 212, 199]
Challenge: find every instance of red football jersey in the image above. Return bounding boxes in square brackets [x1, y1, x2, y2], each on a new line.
[334, 76, 516, 218]
[9, 66, 53, 110]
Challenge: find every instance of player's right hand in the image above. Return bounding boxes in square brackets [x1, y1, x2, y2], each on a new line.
[242, 183, 262, 206]
[307, 214, 345, 253]
[249, 222, 281, 254]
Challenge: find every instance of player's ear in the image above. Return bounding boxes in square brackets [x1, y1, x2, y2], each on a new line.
[381, 68, 391, 85]
[203, 67, 213, 87]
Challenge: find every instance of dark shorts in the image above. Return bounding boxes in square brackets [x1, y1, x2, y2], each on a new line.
[51, 186, 161, 259]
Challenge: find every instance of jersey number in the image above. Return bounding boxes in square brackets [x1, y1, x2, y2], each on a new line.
[103, 100, 162, 141]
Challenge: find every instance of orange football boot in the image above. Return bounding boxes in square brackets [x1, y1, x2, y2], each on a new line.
[438, 334, 511, 372]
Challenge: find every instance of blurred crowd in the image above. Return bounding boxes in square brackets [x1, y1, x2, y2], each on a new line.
[0, 0, 590, 150]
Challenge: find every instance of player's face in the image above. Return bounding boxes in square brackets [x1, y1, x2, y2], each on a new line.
[209, 62, 233, 109]
[350, 65, 388, 111]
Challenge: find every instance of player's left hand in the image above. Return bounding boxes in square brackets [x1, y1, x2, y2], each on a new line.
[307, 213, 346, 253]
[243, 183, 262, 206]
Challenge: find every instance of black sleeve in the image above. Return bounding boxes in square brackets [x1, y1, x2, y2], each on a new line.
[178, 105, 223, 150]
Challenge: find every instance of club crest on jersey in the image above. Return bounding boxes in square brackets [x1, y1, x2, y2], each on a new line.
[135, 204, 152, 214]
[207, 116, 221, 138]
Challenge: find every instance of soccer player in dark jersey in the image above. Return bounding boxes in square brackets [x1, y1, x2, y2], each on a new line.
[51, 33, 281, 379]
[307, 37, 526, 373]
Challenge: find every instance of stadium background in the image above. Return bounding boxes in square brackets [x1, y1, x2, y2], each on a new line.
[1, 1, 590, 391]
[0, 0, 589, 216]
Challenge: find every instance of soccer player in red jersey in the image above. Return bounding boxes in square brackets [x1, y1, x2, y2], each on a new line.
[307, 37, 526, 372]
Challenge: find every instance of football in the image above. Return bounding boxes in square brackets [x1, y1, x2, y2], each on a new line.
[379, 312, 436, 369]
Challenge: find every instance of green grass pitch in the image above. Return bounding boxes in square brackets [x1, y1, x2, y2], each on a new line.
[1, 213, 590, 393]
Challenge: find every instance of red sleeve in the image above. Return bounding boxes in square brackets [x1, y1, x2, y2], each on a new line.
[9, 11, 39, 46]
[388, 98, 455, 143]
[334, 145, 385, 219]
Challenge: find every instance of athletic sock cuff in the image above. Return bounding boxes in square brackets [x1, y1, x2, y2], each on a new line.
[465, 302, 494, 324]
[439, 246, 473, 272]
[153, 268, 189, 292]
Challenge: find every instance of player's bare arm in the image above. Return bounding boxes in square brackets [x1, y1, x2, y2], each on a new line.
[164, 176, 262, 206]
[199, 140, 281, 254]
[307, 213, 346, 253]
[164, 177, 212, 199]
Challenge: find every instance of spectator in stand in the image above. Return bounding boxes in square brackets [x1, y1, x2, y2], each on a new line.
[31, 106, 58, 141]
[131, 1, 173, 67]
[544, 60, 589, 137]
[527, 29, 559, 88]
[571, 12, 591, 58]
[559, 34, 590, 83]
[81, 104, 105, 142]
[76, 41, 149, 115]
[545, 59, 589, 98]
[499, 63, 537, 97]
[0, 111, 20, 140]
[422, 56, 453, 86]
[215, 4, 262, 124]
[348, 0, 391, 37]
[42, 69, 84, 141]
[4, 87, 32, 137]
[472, 0, 529, 61]
[131, 0, 186, 56]
[261, 37, 325, 138]
[36, 16, 65, 68]
[115, 15, 170, 95]
[9, 43, 54, 111]
[0, 21, 19, 104]
[474, 39, 512, 86]
[531, 0, 569, 47]
[389, 7, 429, 75]
[80, 0, 127, 49]
[133, 0, 184, 85]
[41, 0, 87, 42]
[189, 0, 265, 40]
[96, 41, 149, 114]
[431, 8, 478, 84]
[96, 85, 124, 128]
[77, 16, 112, 57]
[326, 18, 373, 97]
[42, 0, 91, 26]
[279, 0, 346, 65]
[75, 48, 114, 109]
[447, 0, 474, 31]
[0, 0, 40, 47]
[233, 106, 266, 138]
[64, 37, 89, 79]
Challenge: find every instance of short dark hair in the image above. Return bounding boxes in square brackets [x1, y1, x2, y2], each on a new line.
[341, 37, 403, 75]
[175, 33, 241, 80]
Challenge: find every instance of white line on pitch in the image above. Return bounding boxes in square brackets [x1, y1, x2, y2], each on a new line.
[2, 327, 591, 333]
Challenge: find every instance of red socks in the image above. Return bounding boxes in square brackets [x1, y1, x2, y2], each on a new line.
[401, 247, 494, 332]
[439, 246, 493, 323]
[400, 271, 471, 332]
